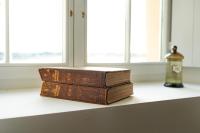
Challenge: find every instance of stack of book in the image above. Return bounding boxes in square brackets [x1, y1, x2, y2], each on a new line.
[39, 67, 133, 105]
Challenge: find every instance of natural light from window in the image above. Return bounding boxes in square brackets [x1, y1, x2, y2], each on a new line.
[87, 0, 162, 63]
[0, 0, 5, 63]
[9, 0, 64, 63]
[87, 0, 126, 63]
[131, 0, 161, 62]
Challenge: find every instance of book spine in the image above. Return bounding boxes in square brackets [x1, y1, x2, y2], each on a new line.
[39, 68, 105, 88]
[40, 82, 107, 105]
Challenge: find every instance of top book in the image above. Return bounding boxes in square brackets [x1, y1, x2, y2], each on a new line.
[39, 67, 131, 88]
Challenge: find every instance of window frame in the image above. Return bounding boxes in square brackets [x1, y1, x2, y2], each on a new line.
[0, 0, 75, 89]
[0, 0, 74, 67]
[0, 0, 172, 67]
[74, 0, 172, 67]
[0, 0, 172, 89]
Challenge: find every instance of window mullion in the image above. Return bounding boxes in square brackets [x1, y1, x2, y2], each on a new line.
[161, 0, 172, 61]
[125, 0, 131, 64]
[62, 0, 67, 64]
[73, 0, 86, 67]
[5, 0, 9, 63]
[67, 0, 75, 67]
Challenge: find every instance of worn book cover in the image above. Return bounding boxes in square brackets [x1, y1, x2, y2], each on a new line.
[40, 82, 133, 105]
[39, 67, 131, 88]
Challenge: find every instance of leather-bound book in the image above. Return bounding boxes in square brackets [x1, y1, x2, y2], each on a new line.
[40, 82, 133, 105]
[39, 67, 131, 88]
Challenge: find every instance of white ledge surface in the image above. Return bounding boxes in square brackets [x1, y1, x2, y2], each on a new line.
[1, 82, 200, 119]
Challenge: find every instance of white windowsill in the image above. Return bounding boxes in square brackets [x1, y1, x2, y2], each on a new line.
[1, 82, 200, 120]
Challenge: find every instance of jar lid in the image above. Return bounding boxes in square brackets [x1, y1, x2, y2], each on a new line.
[165, 45, 184, 60]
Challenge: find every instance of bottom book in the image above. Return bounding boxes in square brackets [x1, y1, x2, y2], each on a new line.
[40, 82, 133, 105]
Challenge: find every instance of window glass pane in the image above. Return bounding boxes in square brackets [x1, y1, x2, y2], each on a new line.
[0, 0, 5, 63]
[87, 0, 126, 63]
[9, 0, 64, 63]
[131, 0, 161, 62]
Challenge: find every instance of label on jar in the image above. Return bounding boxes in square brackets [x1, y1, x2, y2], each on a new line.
[171, 61, 182, 73]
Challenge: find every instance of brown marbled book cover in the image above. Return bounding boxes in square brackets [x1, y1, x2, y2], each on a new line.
[41, 82, 133, 105]
[39, 67, 131, 88]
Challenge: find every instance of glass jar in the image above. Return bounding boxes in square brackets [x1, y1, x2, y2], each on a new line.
[164, 45, 184, 88]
